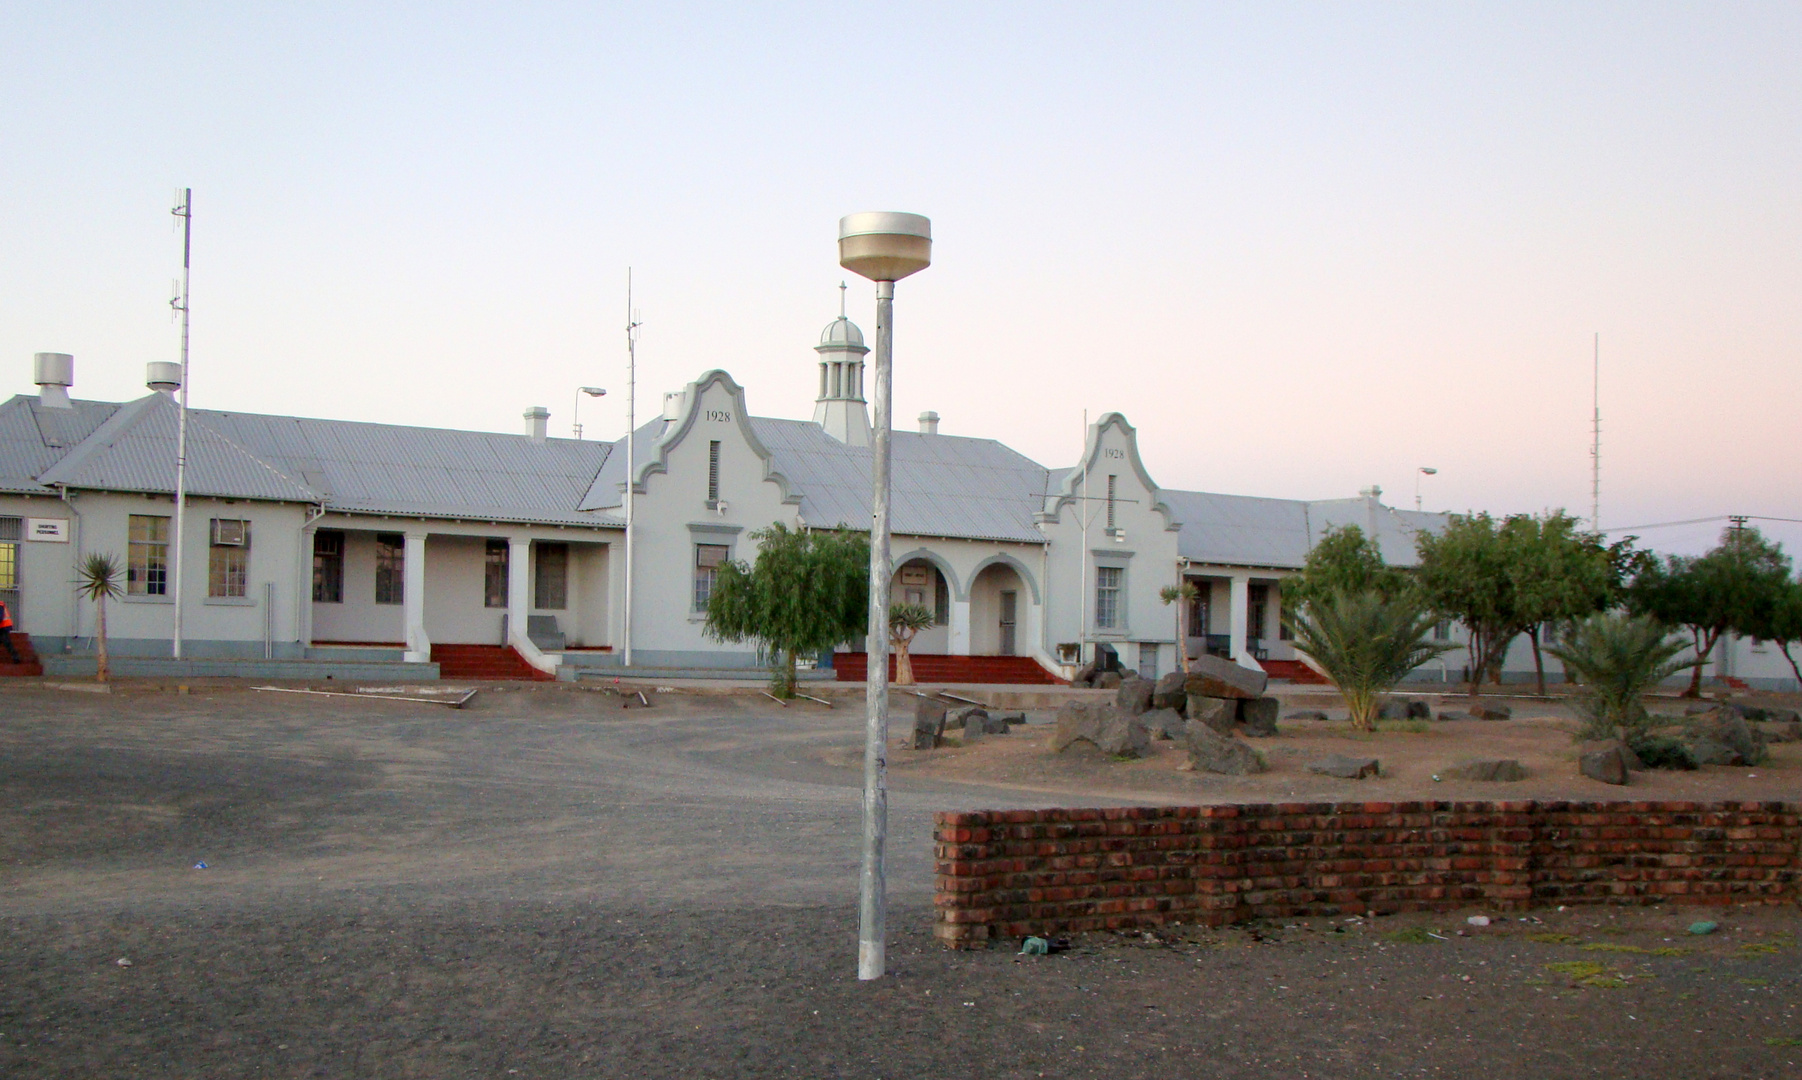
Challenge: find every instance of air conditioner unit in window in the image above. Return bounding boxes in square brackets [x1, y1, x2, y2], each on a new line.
[211, 519, 248, 546]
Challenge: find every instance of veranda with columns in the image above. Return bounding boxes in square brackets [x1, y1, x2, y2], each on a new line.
[301, 517, 616, 664]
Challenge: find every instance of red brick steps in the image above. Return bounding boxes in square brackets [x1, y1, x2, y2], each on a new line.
[430, 644, 555, 681]
[0, 632, 44, 677]
[1260, 659, 1329, 685]
[832, 652, 1063, 685]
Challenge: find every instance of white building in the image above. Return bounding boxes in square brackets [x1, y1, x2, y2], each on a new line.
[4, 323, 1790, 689]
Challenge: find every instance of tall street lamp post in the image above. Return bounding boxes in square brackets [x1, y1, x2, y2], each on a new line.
[572, 386, 606, 439]
[1416, 466, 1438, 511]
[838, 211, 931, 981]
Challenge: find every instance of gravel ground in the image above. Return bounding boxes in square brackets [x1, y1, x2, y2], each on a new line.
[2, 682, 1799, 1078]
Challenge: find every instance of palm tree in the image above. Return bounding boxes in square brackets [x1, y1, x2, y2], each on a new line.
[888, 603, 935, 686]
[1546, 612, 1696, 742]
[1286, 589, 1454, 731]
[1160, 582, 1199, 674]
[75, 553, 124, 683]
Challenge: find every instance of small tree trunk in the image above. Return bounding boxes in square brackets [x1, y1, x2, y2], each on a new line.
[784, 648, 798, 699]
[1467, 629, 1487, 701]
[1347, 688, 1376, 732]
[1684, 628, 1714, 698]
[1530, 627, 1546, 698]
[894, 639, 914, 686]
[1176, 602, 1189, 674]
[1779, 642, 1802, 689]
[95, 594, 109, 683]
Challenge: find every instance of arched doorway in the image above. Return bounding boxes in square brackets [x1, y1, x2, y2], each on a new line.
[969, 561, 1027, 656]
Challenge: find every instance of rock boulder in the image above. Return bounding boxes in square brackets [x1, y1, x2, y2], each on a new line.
[1183, 721, 1267, 775]
[1578, 740, 1631, 785]
[1307, 754, 1380, 779]
[1051, 702, 1150, 758]
[1237, 696, 1280, 737]
[1468, 703, 1512, 721]
[1152, 670, 1188, 712]
[1142, 707, 1186, 740]
[1182, 654, 1268, 700]
[1115, 676, 1156, 716]
[1452, 759, 1528, 782]
[912, 698, 948, 750]
[1187, 695, 1238, 735]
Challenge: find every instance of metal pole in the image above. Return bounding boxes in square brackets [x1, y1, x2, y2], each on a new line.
[857, 278, 895, 981]
[623, 271, 637, 667]
[1590, 332, 1601, 531]
[171, 188, 192, 660]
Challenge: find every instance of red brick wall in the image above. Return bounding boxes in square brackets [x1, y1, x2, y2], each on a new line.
[933, 801, 1801, 947]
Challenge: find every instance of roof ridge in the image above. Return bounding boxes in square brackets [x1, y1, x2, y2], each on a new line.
[35, 394, 161, 486]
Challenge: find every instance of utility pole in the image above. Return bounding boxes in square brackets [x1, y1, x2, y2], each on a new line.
[623, 271, 640, 667]
[170, 189, 193, 659]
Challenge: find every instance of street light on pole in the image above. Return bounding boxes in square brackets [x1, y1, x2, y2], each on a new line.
[839, 211, 931, 982]
[1416, 467, 1437, 511]
[572, 386, 606, 439]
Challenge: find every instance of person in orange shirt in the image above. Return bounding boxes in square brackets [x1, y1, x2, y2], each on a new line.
[0, 599, 20, 663]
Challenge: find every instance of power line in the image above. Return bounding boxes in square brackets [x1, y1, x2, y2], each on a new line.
[1604, 514, 1802, 533]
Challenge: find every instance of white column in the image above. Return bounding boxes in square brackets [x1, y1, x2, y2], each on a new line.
[298, 523, 317, 648]
[507, 536, 531, 652]
[1228, 572, 1256, 670]
[948, 599, 972, 656]
[402, 530, 430, 662]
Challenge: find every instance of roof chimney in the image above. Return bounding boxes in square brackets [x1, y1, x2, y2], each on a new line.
[147, 361, 181, 395]
[918, 410, 939, 435]
[33, 353, 74, 410]
[524, 406, 550, 442]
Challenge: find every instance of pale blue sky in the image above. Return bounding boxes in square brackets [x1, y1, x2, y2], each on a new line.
[4, 3, 1798, 556]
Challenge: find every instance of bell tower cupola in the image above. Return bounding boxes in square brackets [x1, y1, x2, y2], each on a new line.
[811, 282, 872, 446]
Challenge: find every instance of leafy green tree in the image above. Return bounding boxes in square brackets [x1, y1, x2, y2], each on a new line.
[1503, 512, 1638, 696]
[1628, 526, 1792, 697]
[1546, 612, 1696, 742]
[1282, 525, 1409, 616]
[1746, 578, 1802, 687]
[1159, 581, 1198, 673]
[1284, 589, 1455, 731]
[705, 523, 869, 698]
[75, 552, 124, 683]
[888, 603, 935, 686]
[1414, 513, 1522, 698]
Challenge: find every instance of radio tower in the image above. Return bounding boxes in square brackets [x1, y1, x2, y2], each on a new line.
[1590, 333, 1600, 531]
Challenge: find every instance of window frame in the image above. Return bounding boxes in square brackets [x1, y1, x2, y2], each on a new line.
[533, 542, 568, 610]
[1094, 565, 1124, 630]
[312, 529, 344, 604]
[206, 518, 251, 599]
[127, 514, 172, 597]
[483, 539, 509, 609]
[693, 543, 730, 613]
[374, 533, 404, 605]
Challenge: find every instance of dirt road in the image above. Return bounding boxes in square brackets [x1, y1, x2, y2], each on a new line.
[2, 683, 1797, 1078]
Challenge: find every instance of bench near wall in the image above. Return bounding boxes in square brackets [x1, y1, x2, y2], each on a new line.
[933, 800, 1801, 947]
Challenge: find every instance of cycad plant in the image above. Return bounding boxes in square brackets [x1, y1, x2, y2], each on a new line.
[1286, 589, 1454, 731]
[888, 603, 935, 686]
[1545, 612, 1695, 742]
[75, 552, 124, 683]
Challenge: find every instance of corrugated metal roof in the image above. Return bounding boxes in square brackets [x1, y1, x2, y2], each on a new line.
[0, 396, 122, 492]
[752, 419, 1052, 543]
[1163, 489, 1314, 568]
[22, 393, 619, 527]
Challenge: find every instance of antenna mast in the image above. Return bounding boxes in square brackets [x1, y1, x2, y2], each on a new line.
[1590, 332, 1600, 531]
[623, 270, 641, 667]
[170, 189, 193, 660]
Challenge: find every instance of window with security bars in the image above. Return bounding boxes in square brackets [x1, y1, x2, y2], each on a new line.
[484, 539, 509, 608]
[208, 519, 251, 598]
[375, 533, 404, 604]
[1095, 566, 1122, 629]
[534, 542, 568, 609]
[312, 530, 344, 603]
[1248, 583, 1268, 642]
[128, 514, 170, 596]
[0, 516, 18, 596]
[694, 544, 729, 612]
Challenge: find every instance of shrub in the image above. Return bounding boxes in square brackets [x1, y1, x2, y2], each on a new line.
[1627, 735, 1698, 771]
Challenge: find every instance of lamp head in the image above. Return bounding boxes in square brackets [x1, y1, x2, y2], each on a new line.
[580, 386, 607, 397]
[1419, 466, 1438, 476]
[838, 212, 931, 282]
